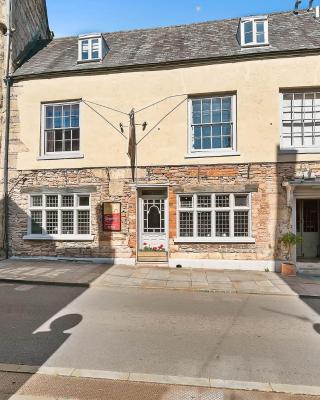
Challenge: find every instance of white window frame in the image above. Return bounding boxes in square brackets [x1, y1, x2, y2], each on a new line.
[175, 193, 254, 243]
[24, 193, 93, 241]
[280, 91, 320, 153]
[240, 16, 269, 47]
[78, 35, 103, 62]
[40, 101, 82, 160]
[187, 94, 238, 158]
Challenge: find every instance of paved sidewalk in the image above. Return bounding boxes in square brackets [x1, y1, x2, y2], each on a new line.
[0, 259, 110, 286]
[1, 371, 317, 400]
[94, 264, 320, 297]
[0, 259, 320, 296]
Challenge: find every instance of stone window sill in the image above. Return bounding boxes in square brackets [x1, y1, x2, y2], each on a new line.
[279, 148, 320, 155]
[37, 153, 84, 160]
[185, 151, 240, 159]
[23, 234, 94, 241]
[174, 237, 255, 244]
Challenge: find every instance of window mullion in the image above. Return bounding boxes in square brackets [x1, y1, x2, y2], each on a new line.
[230, 194, 235, 237]
[193, 194, 197, 239]
[74, 195, 78, 235]
[57, 195, 62, 235]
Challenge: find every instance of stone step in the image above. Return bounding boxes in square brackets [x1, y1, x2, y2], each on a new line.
[298, 269, 320, 277]
[135, 262, 169, 268]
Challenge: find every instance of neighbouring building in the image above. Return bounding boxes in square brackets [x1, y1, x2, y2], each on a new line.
[0, 0, 51, 252]
[5, 6, 320, 271]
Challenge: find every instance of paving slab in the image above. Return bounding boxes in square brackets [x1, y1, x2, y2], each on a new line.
[1, 259, 320, 297]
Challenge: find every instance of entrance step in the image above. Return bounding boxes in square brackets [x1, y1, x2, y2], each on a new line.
[137, 251, 168, 263]
[297, 263, 320, 277]
[135, 262, 169, 268]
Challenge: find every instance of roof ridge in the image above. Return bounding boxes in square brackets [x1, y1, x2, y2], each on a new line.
[51, 8, 306, 41]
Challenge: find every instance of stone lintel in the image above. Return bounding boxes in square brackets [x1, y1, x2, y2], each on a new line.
[21, 186, 97, 194]
[173, 184, 259, 193]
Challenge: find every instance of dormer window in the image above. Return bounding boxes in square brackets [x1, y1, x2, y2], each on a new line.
[240, 16, 268, 47]
[78, 34, 107, 62]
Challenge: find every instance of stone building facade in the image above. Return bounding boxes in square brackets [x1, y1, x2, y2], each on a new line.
[6, 7, 320, 270]
[0, 0, 51, 251]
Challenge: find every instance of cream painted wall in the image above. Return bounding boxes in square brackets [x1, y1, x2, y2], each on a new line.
[15, 54, 320, 170]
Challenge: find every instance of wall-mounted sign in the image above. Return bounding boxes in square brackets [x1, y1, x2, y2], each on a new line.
[103, 202, 121, 231]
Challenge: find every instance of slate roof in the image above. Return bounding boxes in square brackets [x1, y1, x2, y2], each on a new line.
[14, 9, 320, 78]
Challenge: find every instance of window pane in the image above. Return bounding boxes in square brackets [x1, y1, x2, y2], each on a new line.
[78, 195, 90, 206]
[31, 211, 42, 234]
[148, 206, 161, 229]
[82, 40, 89, 60]
[63, 105, 71, 128]
[212, 98, 221, 111]
[245, 32, 253, 43]
[179, 212, 193, 237]
[222, 97, 231, 110]
[31, 195, 42, 207]
[45, 117, 53, 129]
[197, 195, 211, 208]
[78, 210, 90, 234]
[192, 100, 201, 124]
[234, 211, 249, 237]
[216, 211, 230, 237]
[193, 126, 201, 150]
[62, 211, 74, 234]
[212, 136, 222, 148]
[55, 139, 63, 152]
[54, 106, 63, 129]
[45, 106, 54, 118]
[256, 21, 265, 33]
[46, 131, 55, 152]
[180, 196, 193, 208]
[46, 195, 58, 208]
[46, 211, 58, 234]
[216, 195, 230, 208]
[65, 139, 72, 151]
[256, 33, 265, 44]
[72, 139, 80, 151]
[202, 99, 211, 123]
[244, 21, 253, 33]
[62, 195, 74, 207]
[234, 194, 248, 207]
[198, 211, 211, 237]
[91, 39, 100, 59]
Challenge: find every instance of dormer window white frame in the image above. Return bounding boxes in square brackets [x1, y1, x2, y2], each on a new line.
[240, 16, 269, 47]
[78, 34, 106, 62]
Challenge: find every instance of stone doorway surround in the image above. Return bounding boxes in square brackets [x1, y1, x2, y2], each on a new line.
[283, 179, 320, 270]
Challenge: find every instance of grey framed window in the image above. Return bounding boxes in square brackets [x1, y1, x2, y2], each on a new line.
[178, 193, 251, 240]
[29, 193, 91, 237]
[189, 95, 236, 153]
[281, 92, 320, 149]
[43, 102, 80, 154]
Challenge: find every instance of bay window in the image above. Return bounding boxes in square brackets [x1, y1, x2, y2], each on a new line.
[177, 193, 253, 242]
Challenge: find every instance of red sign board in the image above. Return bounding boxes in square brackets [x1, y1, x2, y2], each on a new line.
[103, 202, 121, 231]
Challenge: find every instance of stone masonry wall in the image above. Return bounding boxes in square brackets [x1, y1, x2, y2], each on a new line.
[7, 162, 320, 261]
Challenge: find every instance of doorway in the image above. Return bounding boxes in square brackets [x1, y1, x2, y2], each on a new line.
[296, 199, 320, 260]
[138, 188, 168, 262]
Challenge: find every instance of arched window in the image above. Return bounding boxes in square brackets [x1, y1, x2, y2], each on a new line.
[148, 206, 160, 229]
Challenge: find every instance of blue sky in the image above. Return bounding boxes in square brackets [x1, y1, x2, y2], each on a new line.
[47, 0, 309, 37]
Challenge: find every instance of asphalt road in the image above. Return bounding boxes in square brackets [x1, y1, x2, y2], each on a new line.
[0, 282, 319, 388]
